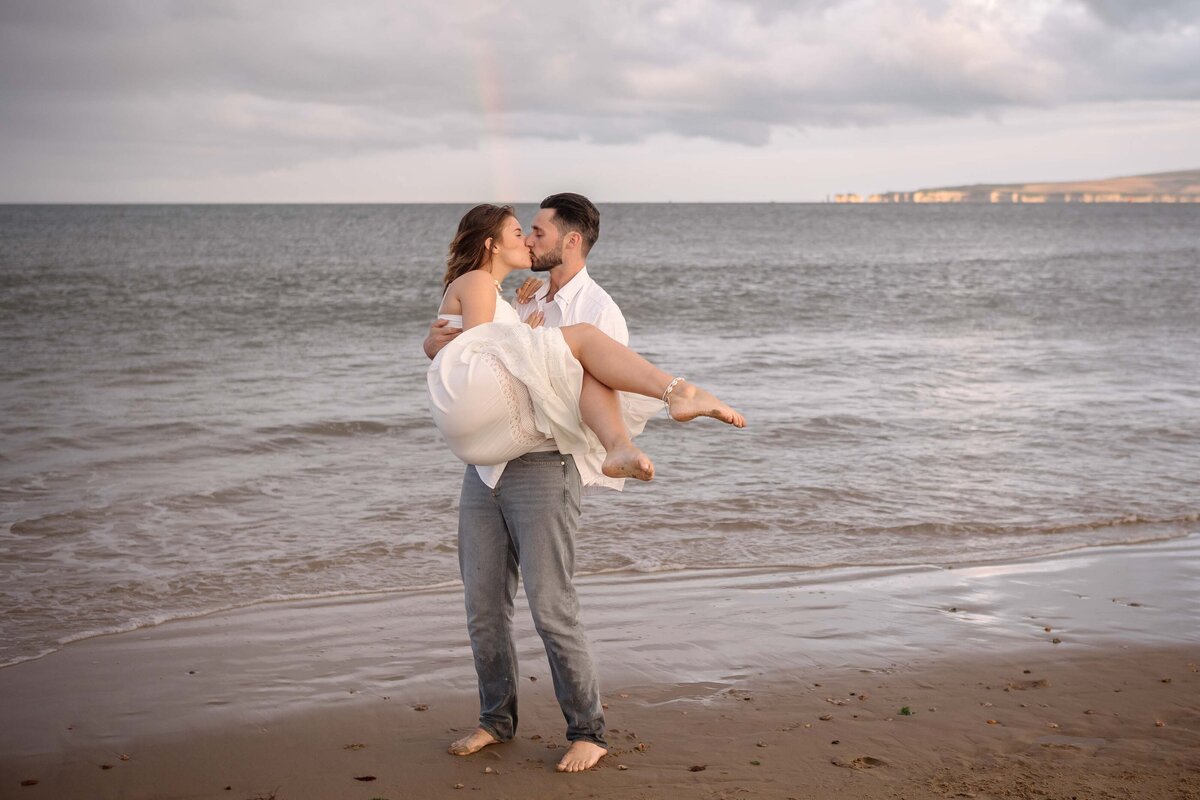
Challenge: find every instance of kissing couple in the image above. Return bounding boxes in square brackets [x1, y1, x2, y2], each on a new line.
[423, 193, 744, 772]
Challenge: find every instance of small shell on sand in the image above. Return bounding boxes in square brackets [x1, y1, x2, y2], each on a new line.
[618, 765, 628, 771]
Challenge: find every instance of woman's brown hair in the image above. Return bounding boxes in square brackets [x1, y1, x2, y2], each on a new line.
[443, 204, 516, 288]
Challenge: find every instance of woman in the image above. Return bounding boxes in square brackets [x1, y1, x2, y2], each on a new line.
[427, 204, 744, 483]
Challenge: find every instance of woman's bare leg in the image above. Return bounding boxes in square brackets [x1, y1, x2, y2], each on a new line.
[579, 373, 654, 481]
[560, 324, 746, 428]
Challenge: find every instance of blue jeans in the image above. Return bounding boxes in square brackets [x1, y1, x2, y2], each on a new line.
[457, 451, 606, 747]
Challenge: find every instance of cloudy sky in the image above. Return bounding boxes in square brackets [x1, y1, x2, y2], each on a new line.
[2, 0, 1198, 202]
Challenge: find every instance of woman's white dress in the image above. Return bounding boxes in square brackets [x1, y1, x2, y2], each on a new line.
[426, 295, 656, 488]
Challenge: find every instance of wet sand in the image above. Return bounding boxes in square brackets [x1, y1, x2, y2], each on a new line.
[1, 536, 1197, 798]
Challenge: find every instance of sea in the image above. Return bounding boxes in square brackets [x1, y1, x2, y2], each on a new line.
[1, 203, 1197, 668]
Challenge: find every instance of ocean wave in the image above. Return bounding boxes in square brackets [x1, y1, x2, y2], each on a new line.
[0, 578, 467, 670]
[253, 418, 425, 439]
[852, 512, 1200, 540]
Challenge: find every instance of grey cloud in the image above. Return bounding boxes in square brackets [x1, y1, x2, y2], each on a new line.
[2, 0, 1199, 187]
[1077, 0, 1200, 29]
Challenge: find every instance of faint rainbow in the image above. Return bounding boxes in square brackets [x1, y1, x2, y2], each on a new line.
[474, 42, 518, 202]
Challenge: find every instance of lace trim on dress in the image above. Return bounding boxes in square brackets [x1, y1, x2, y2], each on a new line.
[479, 352, 547, 450]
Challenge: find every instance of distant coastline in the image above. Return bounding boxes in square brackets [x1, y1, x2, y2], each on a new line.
[833, 168, 1200, 204]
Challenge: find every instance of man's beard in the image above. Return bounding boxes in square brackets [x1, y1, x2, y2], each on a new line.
[530, 244, 562, 272]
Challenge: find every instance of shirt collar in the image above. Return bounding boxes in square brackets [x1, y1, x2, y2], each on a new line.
[545, 265, 591, 306]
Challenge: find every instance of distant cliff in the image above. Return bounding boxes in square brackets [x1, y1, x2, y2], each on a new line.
[833, 169, 1200, 204]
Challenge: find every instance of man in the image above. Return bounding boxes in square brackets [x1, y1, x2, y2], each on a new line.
[422, 193, 628, 773]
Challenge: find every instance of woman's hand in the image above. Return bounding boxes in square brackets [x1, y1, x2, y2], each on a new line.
[524, 309, 545, 329]
[516, 277, 544, 304]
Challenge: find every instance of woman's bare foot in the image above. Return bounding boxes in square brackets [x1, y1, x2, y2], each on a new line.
[556, 740, 607, 772]
[667, 382, 746, 428]
[448, 727, 500, 756]
[601, 442, 654, 481]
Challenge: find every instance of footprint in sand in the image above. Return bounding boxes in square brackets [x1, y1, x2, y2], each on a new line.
[831, 756, 887, 769]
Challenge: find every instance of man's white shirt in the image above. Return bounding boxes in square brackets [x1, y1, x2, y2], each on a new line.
[473, 266, 635, 491]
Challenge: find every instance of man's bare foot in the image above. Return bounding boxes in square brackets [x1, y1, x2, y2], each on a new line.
[667, 382, 746, 428]
[448, 727, 500, 756]
[556, 740, 607, 772]
[601, 442, 654, 481]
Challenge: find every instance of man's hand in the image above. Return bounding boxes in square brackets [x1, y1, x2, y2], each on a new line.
[423, 318, 461, 360]
[524, 309, 545, 329]
[516, 277, 544, 304]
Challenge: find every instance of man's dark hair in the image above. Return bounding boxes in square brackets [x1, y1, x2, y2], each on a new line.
[540, 193, 600, 256]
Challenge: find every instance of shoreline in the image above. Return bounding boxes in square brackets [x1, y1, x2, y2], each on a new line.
[5, 527, 1194, 672]
[1, 536, 1197, 798]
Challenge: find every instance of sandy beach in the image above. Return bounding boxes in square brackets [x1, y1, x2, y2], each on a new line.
[2, 536, 1197, 799]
